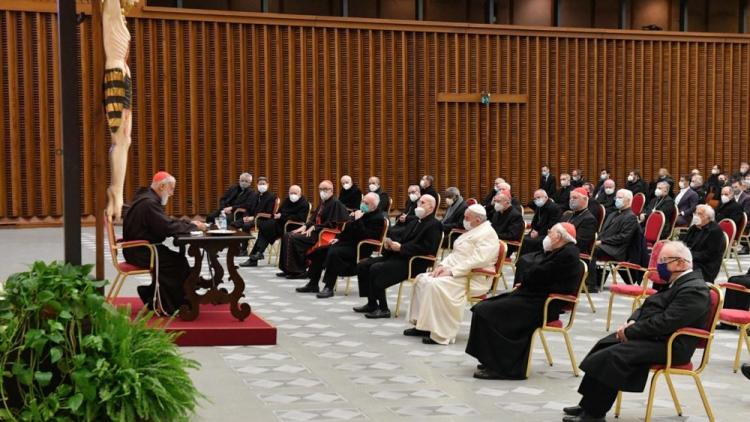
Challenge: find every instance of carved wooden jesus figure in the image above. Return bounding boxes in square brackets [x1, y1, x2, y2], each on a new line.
[103, 0, 135, 220]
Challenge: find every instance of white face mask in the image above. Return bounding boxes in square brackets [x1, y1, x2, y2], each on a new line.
[691, 215, 702, 226]
[600, 174, 608, 180]
[414, 207, 426, 219]
[604, 188, 615, 195]
[712, 169, 720, 175]
[289, 193, 300, 203]
[419, 180, 427, 188]
[408, 193, 420, 202]
[258, 184, 268, 193]
[342, 183, 352, 190]
[369, 184, 378, 192]
[463, 219, 472, 230]
[494, 202, 504, 212]
[721, 195, 731, 204]
[654, 188, 665, 197]
[319, 191, 330, 201]
[627, 175, 634, 182]
[161, 194, 169, 206]
[445, 198, 454, 206]
[534, 198, 546, 208]
[541, 171, 549, 177]
[542, 236, 553, 252]
[560, 180, 570, 187]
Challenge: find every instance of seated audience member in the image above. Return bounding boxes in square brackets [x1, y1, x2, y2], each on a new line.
[277, 181, 348, 279]
[405, 204, 499, 345]
[625, 169, 648, 196]
[440, 187, 468, 247]
[595, 179, 617, 214]
[123, 171, 207, 315]
[717, 186, 745, 229]
[564, 241, 709, 422]
[584, 182, 604, 224]
[553, 173, 572, 211]
[673, 175, 699, 226]
[489, 193, 524, 254]
[419, 175, 439, 201]
[648, 168, 675, 202]
[234, 176, 277, 255]
[682, 205, 724, 284]
[466, 223, 582, 380]
[570, 168, 585, 188]
[295, 193, 386, 298]
[354, 195, 443, 318]
[389, 185, 421, 241]
[707, 165, 724, 199]
[589, 189, 639, 292]
[639, 180, 675, 240]
[206, 172, 254, 224]
[338, 175, 362, 211]
[732, 179, 750, 215]
[240, 185, 310, 267]
[522, 189, 562, 254]
[482, 177, 506, 215]
[690, 174, 707, 204]
[733, 161, 750, 181]
[539, 165, 557, 198]
[595, 169, 610, 194]
[498, 181, 522, 210]
[560, 187, 598, 255]
[367, 176, 390, 214]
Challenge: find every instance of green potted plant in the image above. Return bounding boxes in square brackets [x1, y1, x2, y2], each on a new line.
[0, 261, 203, 421]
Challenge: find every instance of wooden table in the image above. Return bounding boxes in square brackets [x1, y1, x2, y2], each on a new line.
[173, 231, 255, 321]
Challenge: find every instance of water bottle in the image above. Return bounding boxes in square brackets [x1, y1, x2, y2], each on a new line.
[218, 211, 227, 230]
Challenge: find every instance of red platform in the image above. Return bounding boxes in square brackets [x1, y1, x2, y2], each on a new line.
[113, 297, 277, 347]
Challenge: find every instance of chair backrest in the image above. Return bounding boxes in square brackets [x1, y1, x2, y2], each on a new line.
[563, 260, 589, 312]
[643, 210, 666, 245]
[721, 232, 731, 262]
[495, 240, 508, 273]
[718, 218, 737, 248]
[631, 192, 646, 215]
[272, 197, 281, 214]
[645, 240, 667, 285]
[668, 203, 678, 234]
[388, 197, 393, 214]
[735, 212, 748, 242]
[466, 198, 478, 206]
[597, 204, 606, 232]
[697, 284, 723, 349]
[305, 202, 313, 221]
[378, 217, 390, 253]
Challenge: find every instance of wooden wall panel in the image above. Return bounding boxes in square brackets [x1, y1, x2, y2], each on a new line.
[2, 3, 750, 224]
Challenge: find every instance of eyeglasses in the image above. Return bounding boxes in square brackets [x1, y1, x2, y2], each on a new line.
[658, 257, 683, 265]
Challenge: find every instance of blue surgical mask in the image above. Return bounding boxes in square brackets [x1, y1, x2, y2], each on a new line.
[614, 198, 624, 209]
[656, 262, 672, 282]
[359, 203, 369, 213]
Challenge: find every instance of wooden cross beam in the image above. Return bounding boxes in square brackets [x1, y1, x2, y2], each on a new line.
[437, 92, 527, 104]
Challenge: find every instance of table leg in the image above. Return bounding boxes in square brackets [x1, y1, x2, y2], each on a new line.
[179, 243, 203, 321]
[226, 240, 252, 321]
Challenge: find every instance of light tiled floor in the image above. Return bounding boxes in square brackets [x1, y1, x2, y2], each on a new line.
[2, 227, 750, 422]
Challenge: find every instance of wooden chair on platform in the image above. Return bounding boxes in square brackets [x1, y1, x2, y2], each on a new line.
[526, 259, 589, 377]
[104, 212, 157, 303]
[613, 284, 723, 421]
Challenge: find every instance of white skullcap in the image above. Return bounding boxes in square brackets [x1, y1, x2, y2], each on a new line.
[467, 204, 486, 216]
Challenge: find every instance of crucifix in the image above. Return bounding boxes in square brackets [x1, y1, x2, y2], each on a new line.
[436, 92, 527, 104]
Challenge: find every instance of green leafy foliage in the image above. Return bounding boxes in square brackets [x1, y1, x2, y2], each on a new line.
[0, 261, 203, 421]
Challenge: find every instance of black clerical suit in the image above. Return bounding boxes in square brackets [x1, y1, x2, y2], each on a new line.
[683, 221, 725, 283]
[576, 271, 710, 418]
[641, 195, 675, 240]
[370, 188, 391, 214]
[521, 200, 562, 255]
[338, 184, 363, 211]
[466, 242, 582, 379]
[123, 187, 196, 315]
[626, 179, 648, 196]
[482, 189, 500, 216]
[250, 196, 310, 257]
[420, 185, 439, 202]
[389, 197, 419, 241]
[717, 198, 745, 230]
[595, 191, 617, 215]
[648, 176, 675, 202]
[560, 207, 598, 255]
[553, 185, 572, 211]
[279, 197, 348, 275]
[539, 173, 557, 198]
[304, 210, 386, 291]
[490, 205, 524, 254]
[233, 190, 278, 251]
[591, 208, 639, 289]
[441, 198, 468, 248]
[357, 213, 442, 311]
[207, 184, 256, 224]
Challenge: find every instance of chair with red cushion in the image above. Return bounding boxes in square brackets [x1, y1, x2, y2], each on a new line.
[394, 232, 444, 318]
[631, 192, 646, 216]
[718, 280, 750, 372]
[614, 284, 723, 421]
[104, 212, 157, 303]
[465, 240, 509, 301]
[605, 241, 666, 331]
[525, 259, 588, 377]
[718, 218, 737, 278]
[643, 210, 666, 248]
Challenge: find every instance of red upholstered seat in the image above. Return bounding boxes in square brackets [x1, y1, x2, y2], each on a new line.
[546, 319, 563, 328]
[651, 362, 693, 371]
[719, 309, 750, 325]
[609, 284, 657, 296]
[118, 262, 149, 273]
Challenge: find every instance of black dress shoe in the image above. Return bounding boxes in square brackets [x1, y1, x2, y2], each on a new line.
[239, 259, 258, 267]
[562, 412, 605, 422]
[286, 272, 309, 280]
[473, 368, 526, 380]
[249, 253, 265, 260]
[316, 288, 334, 298]
[364, 309, 391, 319]
[353, 304, 377, 313]
[422, 337, 440, 345]
[586, 286, 600, 294]
[403, 328, 430, 337]
[237, 249, 249, 257]
[563, 405, 583, 416]
[741, 363, 750, 380]
[295, 283, 319, 293]
[276, 272, 288, 278]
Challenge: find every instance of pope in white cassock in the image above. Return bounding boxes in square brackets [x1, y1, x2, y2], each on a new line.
[405, 204, 500, 345]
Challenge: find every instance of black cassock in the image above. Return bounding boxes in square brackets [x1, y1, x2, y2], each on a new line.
[279, 197, 348, 274]
[338, 184, 363, 211]
[251, 196, 310, 256]
[575, 271, 709, 416]
[388, 198, 418, 241]
[122, 187, 196, 315]
[465, 242, 582, 379]
[683, 222, 725, 283]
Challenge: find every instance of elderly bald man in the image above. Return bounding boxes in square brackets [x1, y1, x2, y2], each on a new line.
[296, 193, 386, 298]
[338, 175, 362, 211]
[489, 193, 524, 254]
[277, 180, 349, 279]
[521, 189, 562, 255]
[682, 204, 724, 284]
[482, 177, 506, 215]
[406, 204, 499, 345]
[389, 184, 422, 241]
[354, 194, 443, 318]
[595, 178, 617, 214]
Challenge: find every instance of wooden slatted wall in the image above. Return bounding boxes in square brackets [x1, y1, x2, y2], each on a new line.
[1, 2, 750, 224]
